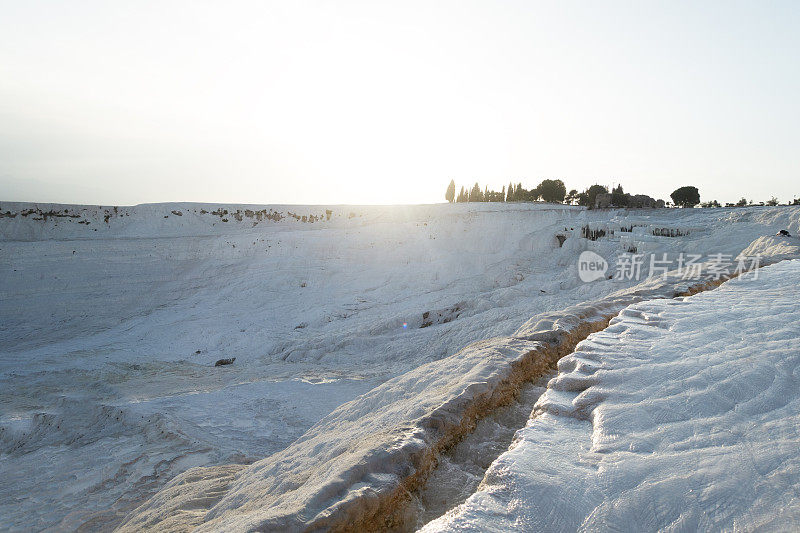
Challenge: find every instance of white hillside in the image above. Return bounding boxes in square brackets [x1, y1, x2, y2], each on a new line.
[425, 259, 800, 531]
[1, 202, 799, 530]
[116, 237, 800, 532]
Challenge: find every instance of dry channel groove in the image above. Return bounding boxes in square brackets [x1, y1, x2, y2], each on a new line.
[341, 276, 739, 533]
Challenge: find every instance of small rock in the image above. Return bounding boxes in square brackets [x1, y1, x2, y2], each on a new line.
[214, 357, 236, 367]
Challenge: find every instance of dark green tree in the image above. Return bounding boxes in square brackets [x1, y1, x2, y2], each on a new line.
[583, 184, 609, 209]
[670, 186, 700, 208]
[611, 185, 628, 207]
[507, 183, 514, 202]
[537, 179, 567, 203]
[514, 183, 524, 201]
[565, 189, 578, 205]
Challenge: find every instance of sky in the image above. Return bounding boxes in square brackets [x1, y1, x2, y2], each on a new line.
[1, 1, 798, 206]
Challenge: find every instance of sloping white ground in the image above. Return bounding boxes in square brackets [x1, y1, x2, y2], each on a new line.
[117, 242, 799, 532]
[1, 202, 799, 529]
[424, 259, 800, 532]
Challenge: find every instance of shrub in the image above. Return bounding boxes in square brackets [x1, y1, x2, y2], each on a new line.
[670, 186, 700, 208]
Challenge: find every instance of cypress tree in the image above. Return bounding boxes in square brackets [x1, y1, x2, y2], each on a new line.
[445, 179, 456, 203]
[470, 183, 481, 202]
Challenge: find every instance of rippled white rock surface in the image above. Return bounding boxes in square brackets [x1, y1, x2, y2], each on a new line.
[1, 202, 798, 530]
[425, 259, 800, 532]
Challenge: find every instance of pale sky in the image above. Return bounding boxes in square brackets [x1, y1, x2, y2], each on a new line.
[1, 1, 798, 206]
